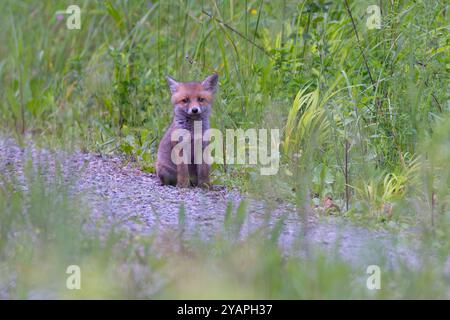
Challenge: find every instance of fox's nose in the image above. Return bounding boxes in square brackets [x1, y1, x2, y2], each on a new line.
[191, 106, 199, 114]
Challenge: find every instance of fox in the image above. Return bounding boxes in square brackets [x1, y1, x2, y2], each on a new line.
[156, 73, 219, 188]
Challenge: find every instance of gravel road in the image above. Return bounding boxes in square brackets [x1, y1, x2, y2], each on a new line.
[0, 136, 420, 268]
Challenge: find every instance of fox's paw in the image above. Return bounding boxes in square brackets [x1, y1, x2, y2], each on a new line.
[176, 180, 190, 188]
[198, 182, 212, 189]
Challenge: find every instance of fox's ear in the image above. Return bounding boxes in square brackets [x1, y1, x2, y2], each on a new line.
[166, 75, 179, 94]
[201, 73, 219, 93]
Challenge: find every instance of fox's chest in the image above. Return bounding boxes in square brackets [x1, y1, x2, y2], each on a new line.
[189, 128, 210, 164]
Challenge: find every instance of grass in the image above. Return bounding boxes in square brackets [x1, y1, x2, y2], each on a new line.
[0, 0, 449, 298]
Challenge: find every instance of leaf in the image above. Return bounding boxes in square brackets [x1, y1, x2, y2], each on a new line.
[104, 1, 124, 29]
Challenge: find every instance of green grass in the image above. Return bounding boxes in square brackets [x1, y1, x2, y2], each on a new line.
[0, 0, 449, 299]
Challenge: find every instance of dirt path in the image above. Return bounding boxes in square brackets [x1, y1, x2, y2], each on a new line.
[0, 136, 419, 268]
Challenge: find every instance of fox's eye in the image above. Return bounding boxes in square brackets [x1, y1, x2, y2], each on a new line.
[181, 98, 189, 104]
[197, 97, 205, 103]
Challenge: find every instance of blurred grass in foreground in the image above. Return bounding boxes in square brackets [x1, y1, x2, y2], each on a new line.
[0, 156, 448, 299]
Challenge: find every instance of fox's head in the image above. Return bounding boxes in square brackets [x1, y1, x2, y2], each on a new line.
[166, 74, 218, 118]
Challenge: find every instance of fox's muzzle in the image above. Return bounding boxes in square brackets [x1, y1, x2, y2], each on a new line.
[188, 106, 200, 115]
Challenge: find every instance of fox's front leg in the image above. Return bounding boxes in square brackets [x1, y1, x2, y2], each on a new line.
[176, 163, 190, 188]
[171, 136, 191, 188]
[197, 163, 210, 188]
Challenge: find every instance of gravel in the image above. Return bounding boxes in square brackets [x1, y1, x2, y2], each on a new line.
[0, 135, 420, 268]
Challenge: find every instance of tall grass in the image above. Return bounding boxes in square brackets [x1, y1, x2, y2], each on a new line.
[1, 1, 447, 222]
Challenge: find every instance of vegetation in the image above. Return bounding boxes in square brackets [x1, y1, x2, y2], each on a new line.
[0, 0, 448, 298]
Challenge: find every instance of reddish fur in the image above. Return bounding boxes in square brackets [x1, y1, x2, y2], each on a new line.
[171, 83, 214, 107]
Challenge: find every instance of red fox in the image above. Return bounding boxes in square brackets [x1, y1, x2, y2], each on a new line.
[156, 74, 219, 188]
